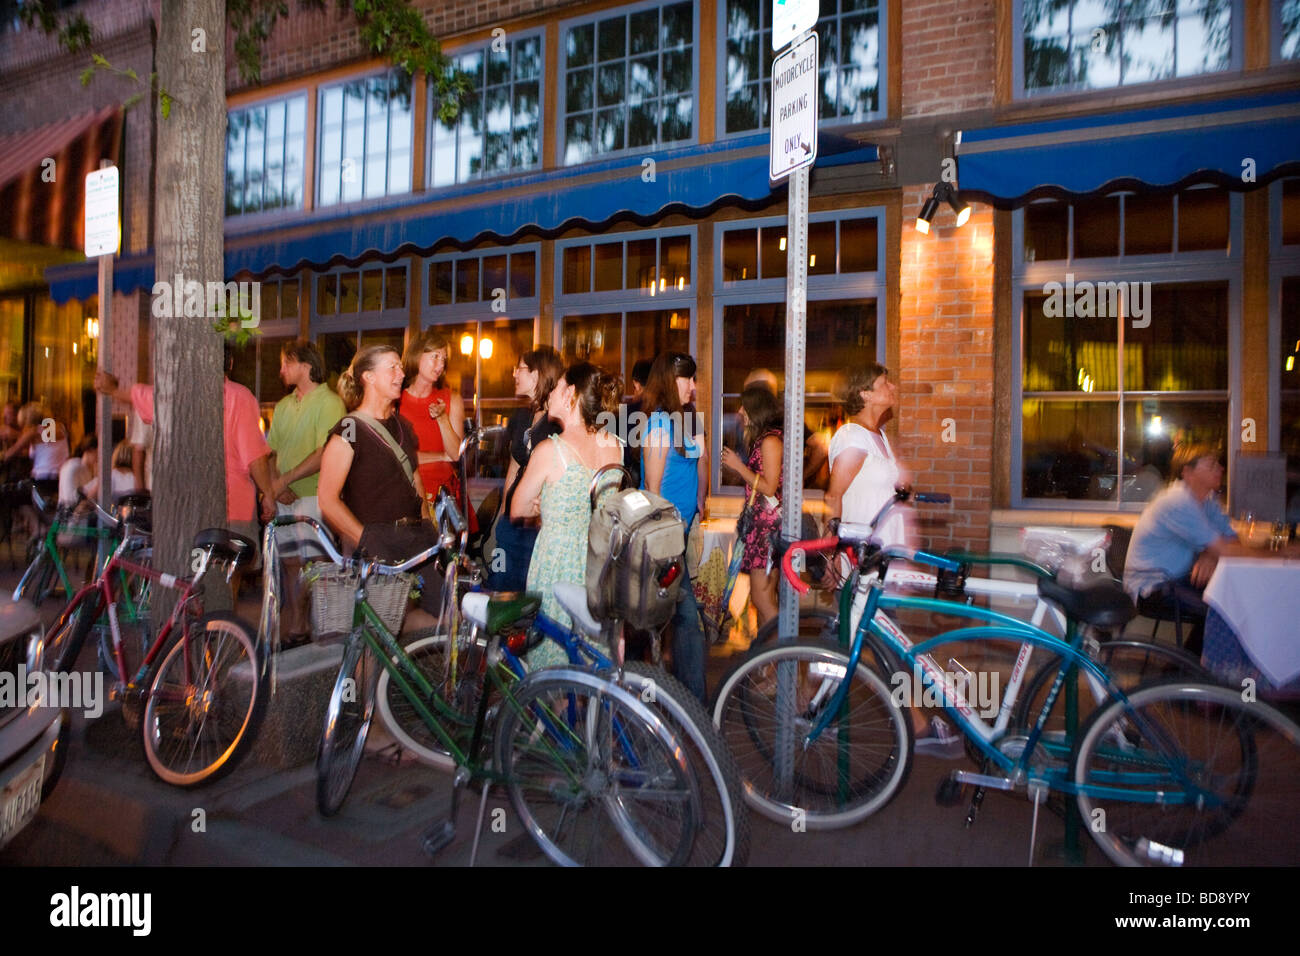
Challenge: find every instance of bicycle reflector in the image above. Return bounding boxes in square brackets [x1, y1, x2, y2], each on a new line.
[658, 559, 682, 589]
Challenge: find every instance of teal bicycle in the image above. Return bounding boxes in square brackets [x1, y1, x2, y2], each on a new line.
[712, 489, 1300, 866]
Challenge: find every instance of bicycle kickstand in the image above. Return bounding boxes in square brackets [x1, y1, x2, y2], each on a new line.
[422, 766, 470, 859]
[1026, 779, 1048, 867]
[964, 783, 987, 829]
[467, 779, 492, 867]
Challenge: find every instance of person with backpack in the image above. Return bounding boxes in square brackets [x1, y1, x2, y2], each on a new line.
[487, 345, 564, 592]
[510, 361, 623, 669]
[641, 351, 709, 702]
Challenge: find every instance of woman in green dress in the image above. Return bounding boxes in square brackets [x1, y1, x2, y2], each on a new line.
[511, 361, 624, 669]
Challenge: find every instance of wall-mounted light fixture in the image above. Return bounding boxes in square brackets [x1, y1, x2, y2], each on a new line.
[915, 182, 971, 234]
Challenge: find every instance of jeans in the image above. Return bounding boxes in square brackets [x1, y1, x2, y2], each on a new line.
[671, 562, 707, 703]
[1137, 575, 1208, 653]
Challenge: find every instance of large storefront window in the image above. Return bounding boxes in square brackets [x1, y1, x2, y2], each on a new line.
[226, 94, 307, 216]
[721, 0, 884, 135]
[560, 0, 696, 163]
[317, 71, 413, 206]
[561, 309, 690, 386]
[1281, 277, 1300, 522]
[31, 295, 97, 445]
[430, 33, 543, 186]
[1019, 0, 1237, 95]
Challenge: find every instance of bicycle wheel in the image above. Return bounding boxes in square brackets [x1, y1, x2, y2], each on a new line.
[15, 539, 55, 605]
[140, 612, 267, 787]
[46, 594, 100, 673]
[712, 639, 912, 829]
[1015, 640, 1215, 754]
[316, 629, 378, 816]
[374, 628, 484, 771]
[751, 608, 901, 676]
[1073, 681, 1300, 866]
[493, 667, 698, 866]
[621, 662, 751, 867]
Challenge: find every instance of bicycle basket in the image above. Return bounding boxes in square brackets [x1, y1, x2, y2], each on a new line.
[306, 563, 413, 637]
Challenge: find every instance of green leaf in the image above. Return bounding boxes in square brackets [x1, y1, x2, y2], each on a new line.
[124, 67, 137, 81]
[91, 52, 109, 68]
[160, 91, 172, 120]
[123, 92, 144, 110]
[79, 66, 94, 87]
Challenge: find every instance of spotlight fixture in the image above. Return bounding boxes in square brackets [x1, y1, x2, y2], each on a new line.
[915, 182, 971, 234]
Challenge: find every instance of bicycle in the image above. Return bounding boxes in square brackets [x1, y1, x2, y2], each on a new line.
[712, 489, 1300, 865]
[43, 500, 266, 787]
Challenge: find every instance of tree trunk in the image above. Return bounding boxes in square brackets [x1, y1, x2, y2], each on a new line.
[152, 0, 227, 596]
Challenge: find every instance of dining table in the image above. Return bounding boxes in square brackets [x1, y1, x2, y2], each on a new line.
[1201, 554, 1300, 695]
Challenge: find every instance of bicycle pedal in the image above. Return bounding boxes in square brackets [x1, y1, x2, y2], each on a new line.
[935, 774, 965, 807]
[421, 820, 456, 858]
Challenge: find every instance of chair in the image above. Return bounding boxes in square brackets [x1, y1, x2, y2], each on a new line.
[1103, 523, 1186, 650]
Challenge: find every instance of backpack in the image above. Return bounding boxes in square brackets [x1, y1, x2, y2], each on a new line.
[587, 487, 685, 631]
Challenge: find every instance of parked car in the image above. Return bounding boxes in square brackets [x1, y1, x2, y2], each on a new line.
[0, 600, 66, 850]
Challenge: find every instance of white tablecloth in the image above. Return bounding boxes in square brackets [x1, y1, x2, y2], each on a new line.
[1202, 557, 1300, 686]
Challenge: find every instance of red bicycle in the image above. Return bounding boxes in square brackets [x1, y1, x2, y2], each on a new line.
[44, 496, 267, 787]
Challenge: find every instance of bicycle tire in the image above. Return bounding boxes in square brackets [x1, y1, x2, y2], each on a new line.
[14, 539, 55, 605]
[1072, 681, 1300, 866]
[712, 639, 912, 829]
[374, 628, 483, 771]
[493, 666, 699, 866]
[621, 661, 751, 866]
[1014, 640, 1215, 752]
[46, 594, 101, 674]
[140, 612, 267, 788]
[751, 607, 902, 677]
[316, 629, 378, 816]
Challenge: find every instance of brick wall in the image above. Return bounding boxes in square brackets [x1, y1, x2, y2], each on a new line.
[900, 0, 995, 117]
[897, 185, 995, 552]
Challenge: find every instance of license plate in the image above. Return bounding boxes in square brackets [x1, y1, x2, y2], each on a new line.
[809, 661, 846, 680]
[0, 753, 45, 850]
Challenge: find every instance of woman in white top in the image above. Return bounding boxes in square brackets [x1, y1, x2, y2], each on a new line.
[824, 363, 909, 546]
[3, 402, 69, 483]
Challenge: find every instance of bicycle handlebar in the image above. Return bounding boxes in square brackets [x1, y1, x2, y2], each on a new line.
[266, 514, 453, 576]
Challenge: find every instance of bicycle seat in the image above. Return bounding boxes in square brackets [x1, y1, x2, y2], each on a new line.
[461, 591, 541, 636]
[193, 527, 257, 564]
[1037, 576, 1136, 630]
[554, 582, 602, 639]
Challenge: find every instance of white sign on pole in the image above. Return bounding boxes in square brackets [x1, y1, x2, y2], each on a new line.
[772, 0, 819, 52]
[84, 166, 119, 258]
[769, 32, 819, 181]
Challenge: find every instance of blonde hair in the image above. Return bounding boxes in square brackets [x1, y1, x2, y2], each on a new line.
[17, 402, 47, 429]
[337, 345, 401, 411]
[111, 439, 134, 471]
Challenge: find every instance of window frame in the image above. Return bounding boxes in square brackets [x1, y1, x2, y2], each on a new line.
[711, 208, 888, 497]
[1274, 0, 1300, 63]
[1269, 177, 1300, 455]
[555, 0, 701, 166]
[426, 28, 547, 189]
[714, 0, 889, 140]
[225, 91, 309, 219]
[309, 262, 412, 335]
[315, 67, 416, 208]
[1011, 192, 1244, 511]
[421, 243, 543, 324]
[1012, 0, 1246, 100]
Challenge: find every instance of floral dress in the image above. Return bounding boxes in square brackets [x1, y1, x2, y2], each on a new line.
[739, 428, 783, 572]
[523, 435, 618, 670]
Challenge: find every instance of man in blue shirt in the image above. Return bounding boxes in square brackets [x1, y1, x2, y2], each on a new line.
[1123, 443, 1242, 650]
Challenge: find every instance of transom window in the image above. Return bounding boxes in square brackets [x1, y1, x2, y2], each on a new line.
[721, 0, 884, 136]
[317, 71, 413, 206]
[1022, 187, 1231, 262]
[719, 214, 880, 283]
[226, 95, 307, 216]
[427, 249, 538, 306]
[430, 33, 543, 186]
[560, 0, 696, 163]
[314, 266, 409, 317]
[559, 232, 693, 296]
[1019, 0, 1238, 95]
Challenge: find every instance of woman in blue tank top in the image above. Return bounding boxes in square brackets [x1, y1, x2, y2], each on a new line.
[641, 351, 708, 701]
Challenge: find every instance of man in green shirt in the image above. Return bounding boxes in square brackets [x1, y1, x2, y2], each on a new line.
[268, 340, 346, 644]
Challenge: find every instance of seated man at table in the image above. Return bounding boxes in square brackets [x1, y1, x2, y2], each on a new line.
[1123, 442, 1249, 652]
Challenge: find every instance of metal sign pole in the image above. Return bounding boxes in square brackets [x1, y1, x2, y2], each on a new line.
[94, 159, 115, 572]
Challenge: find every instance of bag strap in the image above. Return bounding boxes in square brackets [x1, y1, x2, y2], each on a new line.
[348, 411, 415, 487]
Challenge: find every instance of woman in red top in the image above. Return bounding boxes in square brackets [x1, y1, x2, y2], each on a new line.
[399, 330, 472, 523]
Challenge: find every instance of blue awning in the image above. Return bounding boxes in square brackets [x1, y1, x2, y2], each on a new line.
[956, 89, 1300, 208]
[46, 134, 877, 302]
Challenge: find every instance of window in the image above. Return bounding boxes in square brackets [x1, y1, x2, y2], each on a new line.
[226, 95, 307, 216]
[1278, 0, 1300, 60]
[1022, 187, 1231, 263]
[1019, 0, 1238, 95]
[561, 310, 690, 386]
[560, 0, 696, 163]
[1014, 190, 1240, 507]
[559, 232, 693, 296]
[714, 210, 885, 494]
[1281, 277, 1300, 521]
[1283, 178, 1300, 246]
[430, 33, 543, 186]
[721, 0, 884, 136]
[427, 249, 537, 305]
[317, 72, 413, 206]
[314, 266, 409, 318]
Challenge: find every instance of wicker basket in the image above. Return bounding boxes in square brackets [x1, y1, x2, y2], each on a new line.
[307, 563, 414, 637]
